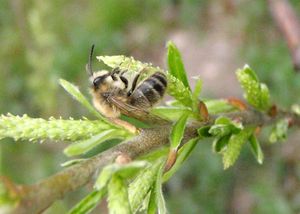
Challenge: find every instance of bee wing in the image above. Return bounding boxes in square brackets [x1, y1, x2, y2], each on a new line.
[107, 96, 170, 125]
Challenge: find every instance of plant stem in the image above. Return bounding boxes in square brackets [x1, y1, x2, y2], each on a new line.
[8, 107, 300, 214]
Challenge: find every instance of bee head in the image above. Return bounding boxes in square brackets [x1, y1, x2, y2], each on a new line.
[86, 45, 110, 89]
[92, 70, 111, 89]
[86, 45, 126, 92]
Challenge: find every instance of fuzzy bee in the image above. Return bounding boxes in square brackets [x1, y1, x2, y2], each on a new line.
[86, 45, 169, 125]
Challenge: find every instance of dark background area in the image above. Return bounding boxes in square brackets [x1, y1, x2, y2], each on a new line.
[1, 0, 300, 213]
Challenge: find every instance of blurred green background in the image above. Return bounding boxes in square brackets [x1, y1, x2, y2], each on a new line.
[1, 0, 300, 213]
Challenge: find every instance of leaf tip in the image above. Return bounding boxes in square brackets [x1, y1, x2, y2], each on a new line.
[166, 40, 175, 48]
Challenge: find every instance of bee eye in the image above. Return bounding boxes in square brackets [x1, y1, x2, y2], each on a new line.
[93, 76, 104, 87]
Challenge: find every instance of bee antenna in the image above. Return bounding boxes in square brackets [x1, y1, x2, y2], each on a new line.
[86, 44, 95, 76]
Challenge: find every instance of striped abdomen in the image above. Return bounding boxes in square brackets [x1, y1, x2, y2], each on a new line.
[129, 72, 167, 108]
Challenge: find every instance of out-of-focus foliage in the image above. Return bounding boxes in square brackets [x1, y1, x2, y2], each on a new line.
[1, 0, 300, 213]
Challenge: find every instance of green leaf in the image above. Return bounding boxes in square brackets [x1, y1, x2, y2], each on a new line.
[223, 128, 252, 169]
[214, 116, 232, 125]
[167, 41, 190, 90]
[163, 138, 198, 182]
[94, 161, 149, 191]
[242, 64, 259, 81]
[209, 116, 243, 138]
[215, 116, 243, 130]
[59, 79, 108, 121]
[209, 125, 232, 137]
[204, 99, 237, 114]
[249, 134, 264, 164]
[0, 114, 113, 142]
[64, 129, 125, 157]
[260, 83, 270, 110]
[212, 135, 230, 153]
[140, 147, 168, 162]
[107, 175, 132, 214]
[197, 126, 212, 138]
[151, 106, 194, 121]
[128, 159, 163, 213]
[165, 100, 185, 107]
[192, 79, 202, 100]
[67, 189, 106, 214]
[61, 158, 86, 167]
[155, 164, 167, 214]
[192, 79, 202, 113]
[236, 65, 270, 111]
[170, 113, 189, 150]
[166, 74, 193, 107]
[269, 119, 289, 143]
[147, 188, 157, 214]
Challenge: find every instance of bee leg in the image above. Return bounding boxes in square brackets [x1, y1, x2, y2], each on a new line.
[105, 94, 139, 134]
[127, 73, 140, 96]
[108, 117, 139, 134]
[127, 66, 148, 96]
[111, 67, 121, 76]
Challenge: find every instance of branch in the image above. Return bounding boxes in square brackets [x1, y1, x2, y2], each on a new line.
[7, 108, 300, 214]
[268, 0, 300, 71]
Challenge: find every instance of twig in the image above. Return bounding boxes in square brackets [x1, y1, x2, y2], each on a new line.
[7, 107, 300, 214]
[268, 0, 300, 71]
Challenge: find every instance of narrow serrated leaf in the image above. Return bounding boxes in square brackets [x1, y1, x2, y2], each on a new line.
[215, 116, 232, 125]
[209, 124, 232, 137]
[197, 126, 212, 138]
[64, 129, 123, 157]
[147, 188, 157, 214]
[167, 41, 190, 89]
[192, 79, 202, 100]
[249, 134, 264, 164]
[155, 164, 167, 214]
[243, 64, 259, 81]
[214, 116, 243, 130]
[165, 100, 185, 107]
[128, 159, 163, 213]
[166, 74, 193, 107]
[204, 99, 237, 114]
[223, 129, 252, 169]
[140, 148, 169, 162]
[212, 135, 230, 153]
[259, 83, 270, 110]
[107, 175, 132, 214]
[61, 158, 86, 167]
[94, 160, 152, 211]
[209, 117, 243, 140]
[67, 189, 106, 214]
[59, 79, 108, 121]
[236, 65, 270, 111]
[192, 79, 202, 113]
[170, 113, 189, 150]
[151, 107, 194, 121]
[94, 161, 149, 190]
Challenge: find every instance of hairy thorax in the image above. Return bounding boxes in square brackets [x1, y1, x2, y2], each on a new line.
[91, 82, 126, 118]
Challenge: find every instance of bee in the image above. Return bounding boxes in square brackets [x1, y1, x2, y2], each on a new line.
[86, 45, 169, 127]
